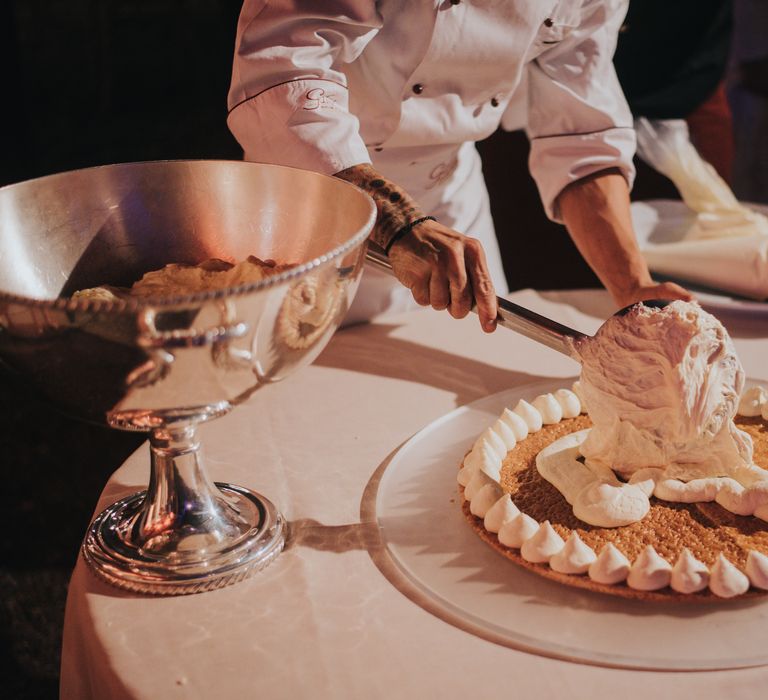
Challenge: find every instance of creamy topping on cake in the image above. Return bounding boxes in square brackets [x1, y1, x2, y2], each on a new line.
[588, 543, 630, 585]
[470, 483, 503, 518]
[520, 521, 564, 563]
[709, 555, 750, 598]
[491, 418, 518, 450]
[464, 468, 496, 502]
[463, 441, 499, 480]
[756, 503, 768, 521]
[457, 463, 474, 488]
[473, 427, 506, 462]
[739, 386, 768, 417]
[498, 513, 539, 549]
[554, 389, 581, 418]
[670, 549, 709, 594]
[461, 382, 768, 598]
[627, 546, 672, 591]
[532, 393, 563, 424]
[483, 494, 520, 534]
[746, 551, 768, 590]
[535, 430, 652, 527]
[550, 532, 596, 574]
[513, 400, 542, 432]
[535, 301, 768, 525]
[500, 408, 529, 440]
[538, 431, 768, 525]
[576, 301, 753, 479]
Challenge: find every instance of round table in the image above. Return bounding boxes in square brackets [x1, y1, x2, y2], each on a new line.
[60, 289, 768, 699]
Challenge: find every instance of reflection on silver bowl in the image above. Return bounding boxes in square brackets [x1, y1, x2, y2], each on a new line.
[0, 160, 375, 594]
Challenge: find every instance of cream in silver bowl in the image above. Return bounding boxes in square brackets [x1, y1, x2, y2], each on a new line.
[0, 160, 376, 594]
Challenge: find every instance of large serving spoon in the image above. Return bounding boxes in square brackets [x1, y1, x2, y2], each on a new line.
[365, 248, 670, 359]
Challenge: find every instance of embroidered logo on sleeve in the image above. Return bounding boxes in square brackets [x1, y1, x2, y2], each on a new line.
[303, 88, 338, 111]
[426, 156, 459, 190]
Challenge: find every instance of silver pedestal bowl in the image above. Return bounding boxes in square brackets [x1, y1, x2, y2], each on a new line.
[0, 160, 375, 594]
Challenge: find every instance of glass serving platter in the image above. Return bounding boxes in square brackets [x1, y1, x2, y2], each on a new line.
[372, 378, 768, 671]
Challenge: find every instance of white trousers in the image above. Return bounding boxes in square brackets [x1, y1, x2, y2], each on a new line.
[344, 141, 507, 325]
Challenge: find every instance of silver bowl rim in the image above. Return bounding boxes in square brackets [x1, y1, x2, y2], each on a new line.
[0, 159, 376, 313]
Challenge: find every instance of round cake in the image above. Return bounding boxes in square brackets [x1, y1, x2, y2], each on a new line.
[459, 302, 768, 601]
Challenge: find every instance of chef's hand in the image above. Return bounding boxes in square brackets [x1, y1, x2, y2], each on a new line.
[334, 163, 498, 332]
[613, 280, 693, 310]
[388, 219, 499, 333]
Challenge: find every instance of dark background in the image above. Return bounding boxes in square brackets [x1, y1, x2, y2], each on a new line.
[1, 3, 246, 697]
[0, 2, 682, 698]
[0, 0, 680, 289]
[0, 0, 244, 185]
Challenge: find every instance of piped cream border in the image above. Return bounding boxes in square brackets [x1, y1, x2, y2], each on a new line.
[459, 384, 768, 598]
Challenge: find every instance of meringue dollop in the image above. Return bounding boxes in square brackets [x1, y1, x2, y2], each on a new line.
[537, 301, 768, 526]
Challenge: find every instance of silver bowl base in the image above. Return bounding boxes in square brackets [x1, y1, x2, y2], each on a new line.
[82, 484, 285, 595]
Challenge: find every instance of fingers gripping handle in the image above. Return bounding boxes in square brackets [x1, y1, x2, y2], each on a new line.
[365, 248, 586, 358]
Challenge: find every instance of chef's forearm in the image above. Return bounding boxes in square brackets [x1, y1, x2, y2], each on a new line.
[334, 164, 427, 251]
[558, 169, 653, 302]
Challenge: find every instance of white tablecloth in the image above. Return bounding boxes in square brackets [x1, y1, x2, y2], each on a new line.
[60, 289, 768, 699]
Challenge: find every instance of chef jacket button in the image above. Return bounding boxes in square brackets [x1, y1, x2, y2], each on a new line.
[490, 97, 500, 108]
[412, 83, 424, 95]
[544, 18, 553, 27]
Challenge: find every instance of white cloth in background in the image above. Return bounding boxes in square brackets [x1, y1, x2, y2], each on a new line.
[634, 118, 768, 240]
[632, 118, 768, 300]
[631, 198, 768, 301]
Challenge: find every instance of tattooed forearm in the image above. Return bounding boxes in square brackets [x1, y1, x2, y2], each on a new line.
[334, 164, 427, 251]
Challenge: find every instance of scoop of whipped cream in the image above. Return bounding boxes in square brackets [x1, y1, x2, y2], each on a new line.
[576, 301, 753, 480]
[537, 301, 768, 527]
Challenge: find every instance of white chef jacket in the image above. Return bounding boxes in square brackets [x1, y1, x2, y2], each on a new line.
[227, 0, 636, 319]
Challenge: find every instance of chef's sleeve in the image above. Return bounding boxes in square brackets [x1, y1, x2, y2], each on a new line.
[526, 0, 636, 221]
[227, 1, 380, 175]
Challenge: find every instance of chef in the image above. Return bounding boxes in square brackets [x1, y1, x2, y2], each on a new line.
[227, 0, 691, 332]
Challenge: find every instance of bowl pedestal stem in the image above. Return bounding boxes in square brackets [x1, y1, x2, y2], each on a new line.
[82, 421, 285, 595]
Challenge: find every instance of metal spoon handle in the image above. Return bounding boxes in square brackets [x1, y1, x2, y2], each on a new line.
[365, 249, 586, 358]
